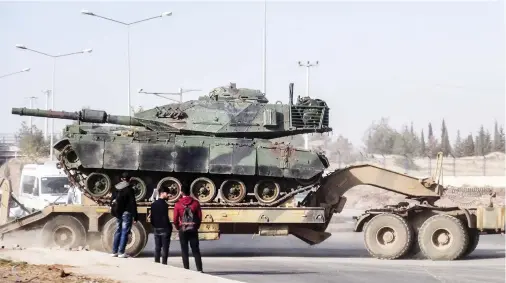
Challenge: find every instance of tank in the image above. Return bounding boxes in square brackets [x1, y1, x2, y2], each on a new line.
[11, 83, 332, 207]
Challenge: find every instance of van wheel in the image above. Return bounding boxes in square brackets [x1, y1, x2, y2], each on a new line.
[101, 217, 147, 257]
[40, 215, 86, 249]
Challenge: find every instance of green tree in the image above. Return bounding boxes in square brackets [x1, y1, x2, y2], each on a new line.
[15, 122, 50, 160]
[499, 125, 506, 152]
[483, 129, 492, 155]
[427, 123, 439, 157]
[475, 125, 487, 156]
[462, 133, 475, 156]
[420, 129, 426, 156]
[329, 134, 357, 164]
[392, 125, 418, 156]
[363, 117, 397, 154]
[453, 130, 464, 157]
[440, 119, 452, 156]
[493, 120, 501, 151]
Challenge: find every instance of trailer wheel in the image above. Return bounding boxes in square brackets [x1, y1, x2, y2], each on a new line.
[418, 214, 469, 261]
[101, 217, 147, 257]
[40, 215, 86, 249]
[460, 228, 480, 259]
[363, 213, 413, 259]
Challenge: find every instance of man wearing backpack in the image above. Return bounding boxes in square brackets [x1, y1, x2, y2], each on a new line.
[173, 186, 203, 272]
[110, 172, 138, 258]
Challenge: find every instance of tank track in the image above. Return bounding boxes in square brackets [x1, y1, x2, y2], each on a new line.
[56, 150, 319, 208]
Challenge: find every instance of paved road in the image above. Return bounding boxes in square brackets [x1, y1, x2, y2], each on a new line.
[138, 231, 505, 283]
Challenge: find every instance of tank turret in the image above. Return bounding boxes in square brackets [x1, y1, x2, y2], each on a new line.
[12, 83, 331, 139]
[11, 83, 332, 208]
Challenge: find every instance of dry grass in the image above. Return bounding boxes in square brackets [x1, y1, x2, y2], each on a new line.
[0, 258, 118, 283]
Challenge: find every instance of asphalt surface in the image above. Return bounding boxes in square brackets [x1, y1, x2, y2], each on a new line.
[138, 229, 505, 283]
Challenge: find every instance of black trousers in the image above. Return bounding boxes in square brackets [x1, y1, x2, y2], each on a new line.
[179, 230, 203, 271]
[153, 227, 171, 264]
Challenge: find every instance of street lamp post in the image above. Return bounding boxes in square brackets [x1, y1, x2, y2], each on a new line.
[81, 10, 173, 116]
[15, 44, 93, 160]
[138, 87, 200, 103]
[25, 96, 38, 132]
[297, 60, 319, 150]
[262, 0, 267, 95]
[0, 68, 30, 79]
[41, 90, 52, 140]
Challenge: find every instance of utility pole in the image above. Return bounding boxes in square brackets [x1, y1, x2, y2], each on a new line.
[41, 90, 51, 140]
[25, 96, 38, 132]
[297, 60, 319, 150]
[262, 0, 267, 95]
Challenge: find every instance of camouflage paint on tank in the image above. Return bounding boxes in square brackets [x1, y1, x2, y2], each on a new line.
[11, 83, 332, 206]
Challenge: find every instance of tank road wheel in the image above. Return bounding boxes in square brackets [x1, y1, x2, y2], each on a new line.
[129, 177, 148, 202]
[157, 177, 182, 203]
[40, 215, 87, 249]
[220, 179, 247, 203]
[363, 213, 413, 260]
[254, 180, 281, 204]
[418, 214, 469, 261]
[85, 172, 112, 197]
[190, 177, 217, 203]
[101, 217, 147, 258]
[460, 228, 480, 258]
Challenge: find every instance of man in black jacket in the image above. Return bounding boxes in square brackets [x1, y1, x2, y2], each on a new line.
[150, 187, 172, 264]
[111, 172, 138, 258]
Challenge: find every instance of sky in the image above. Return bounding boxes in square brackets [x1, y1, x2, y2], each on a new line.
[0, 0, 504, 147]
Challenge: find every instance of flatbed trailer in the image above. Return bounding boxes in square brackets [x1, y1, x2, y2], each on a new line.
[1, 160, 504, 260]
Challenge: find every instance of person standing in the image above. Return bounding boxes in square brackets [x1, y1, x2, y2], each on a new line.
[173, 186, 203, 272]
[150, 187, 172, 264]
[111, 172, 138, 258]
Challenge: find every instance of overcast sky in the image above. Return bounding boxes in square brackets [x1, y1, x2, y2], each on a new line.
[1, 0, 504, 146]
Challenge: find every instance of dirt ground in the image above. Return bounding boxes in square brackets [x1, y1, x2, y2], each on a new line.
[0, 258, 118, 283]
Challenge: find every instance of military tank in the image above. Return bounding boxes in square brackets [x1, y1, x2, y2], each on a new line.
[11, 83, 332, 207]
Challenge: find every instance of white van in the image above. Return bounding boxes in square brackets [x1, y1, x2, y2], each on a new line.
[17, 161, 81, 212]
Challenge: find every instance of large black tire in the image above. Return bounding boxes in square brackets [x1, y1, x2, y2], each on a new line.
[363, 213, 414, 259]
[460, 228, 480, 259]
[40, 215, 87, 249]
[418, 214, 469, 261]
[100, 217, 147, 257]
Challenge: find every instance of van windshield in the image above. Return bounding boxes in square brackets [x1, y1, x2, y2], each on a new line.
[40, 177, 70, 195]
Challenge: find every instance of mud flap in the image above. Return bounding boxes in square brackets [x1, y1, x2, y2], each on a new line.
[290, 226, 331, 245]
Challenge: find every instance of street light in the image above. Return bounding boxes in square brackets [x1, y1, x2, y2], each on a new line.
[24, 96, 38, 131]
[297, 60, 319, 150]
[138, 87, 200, 103]
[0, 67, 30, 79]
[262, 0, 267, 95]
[81, 9, 173, 116]
[15, 44, 93, 160]
[41, 90, 52, 140]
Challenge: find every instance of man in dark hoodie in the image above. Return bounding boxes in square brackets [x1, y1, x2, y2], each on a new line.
[111, 172, 138, 258]
[150, 187, 172, 264]
[173, 186, 203, 272]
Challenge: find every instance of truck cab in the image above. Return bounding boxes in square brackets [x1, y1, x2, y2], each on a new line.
[17, 161, 81, 212]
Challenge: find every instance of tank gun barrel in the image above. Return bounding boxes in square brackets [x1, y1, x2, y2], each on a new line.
[11, 107, 144, 127]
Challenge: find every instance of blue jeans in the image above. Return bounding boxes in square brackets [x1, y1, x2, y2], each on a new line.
[112, 211, 133, 254]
